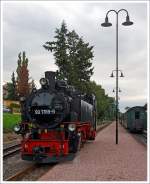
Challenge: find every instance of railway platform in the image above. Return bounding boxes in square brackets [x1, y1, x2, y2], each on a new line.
[39, 122, 147, 181]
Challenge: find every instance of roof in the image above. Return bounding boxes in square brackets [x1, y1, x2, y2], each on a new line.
[143, 103, 147, 110]
[126, 106, 145, 113]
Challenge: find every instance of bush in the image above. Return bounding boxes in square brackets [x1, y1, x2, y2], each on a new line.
[13, 108, 21, 113]
[9, 103, 20, 109]
[9, 103, 21, 114]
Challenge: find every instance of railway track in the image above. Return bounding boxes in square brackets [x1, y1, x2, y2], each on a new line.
[141, 131, 147, 145]
[122, 125, 147, 147]
[3, 143, 21, 159]
[6, 164, 37, 181]
[143, 131, 147, 139]
[132, 132, 147, 146]
[5, 163, 57, 181]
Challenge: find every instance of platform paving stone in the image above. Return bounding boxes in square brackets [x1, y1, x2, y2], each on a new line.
[39, 122, 147, 181]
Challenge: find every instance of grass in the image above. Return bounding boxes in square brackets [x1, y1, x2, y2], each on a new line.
[3, 113, 21, 133]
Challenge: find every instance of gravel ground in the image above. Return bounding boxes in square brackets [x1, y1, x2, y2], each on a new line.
[19, 164, 56, 181]
[39, 122, 147, 181]
[3, 153, 33, 180]
[3, 132, 21, 143]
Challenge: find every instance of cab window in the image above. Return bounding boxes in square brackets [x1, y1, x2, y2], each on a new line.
[135, 111, 140, 119]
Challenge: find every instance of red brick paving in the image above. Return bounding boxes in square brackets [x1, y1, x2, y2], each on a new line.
[39, 122, 147, 181]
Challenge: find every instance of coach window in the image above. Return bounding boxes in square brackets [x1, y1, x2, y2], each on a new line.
[135, 111, 140, 119]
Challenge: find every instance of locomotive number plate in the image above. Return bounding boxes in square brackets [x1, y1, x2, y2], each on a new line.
[34, 109, 55, 115]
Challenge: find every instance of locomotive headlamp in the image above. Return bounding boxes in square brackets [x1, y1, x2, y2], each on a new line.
[14, 124, 21, 134]
[54, 103, 63, 111]
[32, 88, 37, 93]
[20, 96, 26, 102]
[68, 124, 76, 131]
[40, 78, 48, 86]
[60, 124, 64, 128]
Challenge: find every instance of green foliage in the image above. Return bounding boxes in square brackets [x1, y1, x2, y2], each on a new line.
[30, 79, 36, 92]
[43, 21, 94, 92]
[44, 21, 68, 80]
[87, 81, 115, 121]
[5, 82, 14, 100]
[3, 113, 21, 132]
[12, 72, 16, 87]
[4, 71, 16, 100]
[11, 72, 17, 100]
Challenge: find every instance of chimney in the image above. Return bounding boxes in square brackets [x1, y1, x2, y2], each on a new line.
[45, 71, 55, 90]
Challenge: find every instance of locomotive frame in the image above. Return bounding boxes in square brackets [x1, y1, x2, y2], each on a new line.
[21, 121, 95, 163]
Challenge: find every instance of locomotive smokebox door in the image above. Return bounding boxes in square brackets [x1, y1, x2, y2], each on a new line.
[45, 71, 55, 90]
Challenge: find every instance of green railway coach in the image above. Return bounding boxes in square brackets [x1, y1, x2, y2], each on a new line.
[123, 106, 147, 133]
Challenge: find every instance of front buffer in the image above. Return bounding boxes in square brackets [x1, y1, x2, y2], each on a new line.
[21, 122, 96, 163]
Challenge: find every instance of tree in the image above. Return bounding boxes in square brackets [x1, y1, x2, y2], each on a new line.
[16, 52, 30, 97]
[29, 79, 36, 93]
[87, 81, 115, 121]
[5, 82, 14, 100]
[67, 31, 94, 92]
[43, 21, 69, 80]
[4, 72, 17, 100]
[11, 71, 17, 100]
[65, 30, 79, 85]
[12, 72, 16, 88]
[43, 21, 94, 92]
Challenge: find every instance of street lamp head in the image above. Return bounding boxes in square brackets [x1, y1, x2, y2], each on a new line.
[110, 72, 114, 77]
[120, 72, 124, 77]
[101, 16, 112, 27]
[122, 15, 133, 26]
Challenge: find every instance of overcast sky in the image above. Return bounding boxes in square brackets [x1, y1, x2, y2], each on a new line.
[2, 1, 148, 112]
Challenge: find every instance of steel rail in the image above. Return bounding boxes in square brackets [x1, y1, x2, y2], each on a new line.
[6, 164, 37, 181]
[3, 144, 21, 158]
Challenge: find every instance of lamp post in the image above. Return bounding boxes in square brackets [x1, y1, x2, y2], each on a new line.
[110, 70, 124, 78]
[101, 9, 133, 144]
[112, 88, 122, 93]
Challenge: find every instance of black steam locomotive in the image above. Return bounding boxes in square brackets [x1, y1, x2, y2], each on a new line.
[14, 71, 97, 163]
